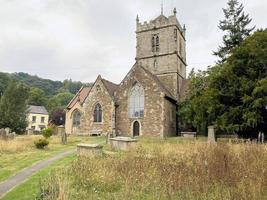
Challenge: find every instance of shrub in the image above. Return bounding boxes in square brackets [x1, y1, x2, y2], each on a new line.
[42, 128, 53, 138]
[34, 138, 49, 149]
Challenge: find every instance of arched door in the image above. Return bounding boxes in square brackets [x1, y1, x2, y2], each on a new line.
[133, 121, 140, 137]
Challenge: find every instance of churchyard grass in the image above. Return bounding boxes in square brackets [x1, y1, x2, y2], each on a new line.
[1, 154, 75, 200]
[37, 138, 267, 200]
[0, 135, 105, 182]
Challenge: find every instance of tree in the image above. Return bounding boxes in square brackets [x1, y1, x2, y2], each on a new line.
[28, 87, 47, 106]
[178, 69, 220, 135]
[0, 72, 10, 98]
[62, 79, 83, 94]
[47, 92, 74, 113]
[211, 30, 267, 137]
[213, 0, 255, 62]
[0, 82, 29, 134]
[51, 108, 66, 125]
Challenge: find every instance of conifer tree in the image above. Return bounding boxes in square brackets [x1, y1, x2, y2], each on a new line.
[214, 0, 255, 62]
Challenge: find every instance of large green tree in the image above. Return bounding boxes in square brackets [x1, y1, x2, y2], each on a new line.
[180, 30, 267, 138]
[47, 92, 74, 113]
[213, 0, 255, 62]
[27, 87, 47, 106]
[0, 82, 29, 134]
[0, 72, 10, 98]
[211, 30, 267, 137]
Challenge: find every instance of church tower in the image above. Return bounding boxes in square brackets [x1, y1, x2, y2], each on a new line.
[135, 8, 186, 100]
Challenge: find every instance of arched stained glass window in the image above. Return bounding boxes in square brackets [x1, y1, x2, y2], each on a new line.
[129, 83, 144, 118]
[93, 103, 102, 122]
[73, 110, 81, 127]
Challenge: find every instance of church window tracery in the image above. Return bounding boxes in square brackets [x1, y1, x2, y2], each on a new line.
[129, 83, 144, 118]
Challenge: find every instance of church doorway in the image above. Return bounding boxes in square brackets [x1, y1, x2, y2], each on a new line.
[133, 121, 140, 137]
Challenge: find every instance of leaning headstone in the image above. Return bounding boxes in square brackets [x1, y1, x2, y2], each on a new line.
[208, 126, 216, 144]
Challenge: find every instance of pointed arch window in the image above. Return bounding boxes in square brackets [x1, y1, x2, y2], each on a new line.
[73, 110, 82, 127]
[93, 103, 102, 122]
[129, 83, 144, 118]
[152, 34, 160, 53]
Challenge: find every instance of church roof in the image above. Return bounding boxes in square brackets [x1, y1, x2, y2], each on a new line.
[66, 86, 91, 109]
[101, 78, 119, 97]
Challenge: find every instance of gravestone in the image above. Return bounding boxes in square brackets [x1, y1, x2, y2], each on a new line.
[58, 126, 67, 144]
[109, 137, 137, 151]
[208, 126, 216, 144]
[77, 143, 103, 157]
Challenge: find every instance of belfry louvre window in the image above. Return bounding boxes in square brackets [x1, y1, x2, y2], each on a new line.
[152, 34, 160, 52]
[129, 83, 144, 118]
[73, 110, 81, 127]
[93, 103, 102, 122]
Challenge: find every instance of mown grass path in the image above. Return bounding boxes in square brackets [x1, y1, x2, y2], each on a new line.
[0, 149, 75, 199]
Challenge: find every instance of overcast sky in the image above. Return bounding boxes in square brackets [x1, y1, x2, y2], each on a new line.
[0, 0, 266, 83]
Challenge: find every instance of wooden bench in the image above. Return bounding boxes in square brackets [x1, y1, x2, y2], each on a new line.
[89, 130, 102, 136]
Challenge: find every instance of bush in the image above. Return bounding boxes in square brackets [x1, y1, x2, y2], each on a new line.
[34, 138, 49, 149]
[42, 128, 52, 138]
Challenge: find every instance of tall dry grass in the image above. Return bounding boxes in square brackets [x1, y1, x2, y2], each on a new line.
[0, 136, 39, 153]
[38, 142, 267, 200]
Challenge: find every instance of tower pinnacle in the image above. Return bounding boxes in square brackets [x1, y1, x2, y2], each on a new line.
[161, 0, 163, 15]
[173, 7, 177, 15]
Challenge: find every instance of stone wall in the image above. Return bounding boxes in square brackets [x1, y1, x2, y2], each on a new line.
[81, 79, 114, 136]
[115, 66, 175, 137]
[65, 102, 83, 135]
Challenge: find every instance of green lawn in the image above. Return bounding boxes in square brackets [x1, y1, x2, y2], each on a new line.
[1, 154, 75, 200]
[0, 135, 105, 182]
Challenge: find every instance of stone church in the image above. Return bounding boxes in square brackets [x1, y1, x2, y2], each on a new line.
[65, 8, 187, 137]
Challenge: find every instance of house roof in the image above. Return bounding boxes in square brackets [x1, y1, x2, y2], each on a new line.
[66, 86, 91, 109]
[102, 78, 119, 97]
[27, 105, 48, 115]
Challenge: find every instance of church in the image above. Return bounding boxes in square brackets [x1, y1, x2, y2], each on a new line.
[65, 8, 187, 137]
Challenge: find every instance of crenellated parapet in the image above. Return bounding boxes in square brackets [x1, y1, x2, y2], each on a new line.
[136, 8, 185, 38]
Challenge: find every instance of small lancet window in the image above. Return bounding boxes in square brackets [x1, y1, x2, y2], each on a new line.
[174, 29, 177, 41]
[179, 38, 183, 55]
[73, 110, 82, 127]
[93, 103, 102, 122]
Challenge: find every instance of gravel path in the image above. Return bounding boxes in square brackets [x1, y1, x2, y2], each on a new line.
[0, 148, 76, 198]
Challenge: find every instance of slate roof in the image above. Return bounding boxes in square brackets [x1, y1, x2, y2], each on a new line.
[66, 86, 91, 109]
[27, 105, 48, 115]
[102, 78, 119, 97]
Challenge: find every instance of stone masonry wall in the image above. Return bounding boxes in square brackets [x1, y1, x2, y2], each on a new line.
[115, 66, 174, 137]
[80, 79, 114, 136]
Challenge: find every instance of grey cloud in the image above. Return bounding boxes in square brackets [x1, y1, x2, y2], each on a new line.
[0, 0, 266, 83]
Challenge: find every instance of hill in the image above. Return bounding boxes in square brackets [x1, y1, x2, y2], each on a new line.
[0, 72, 89, 96]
